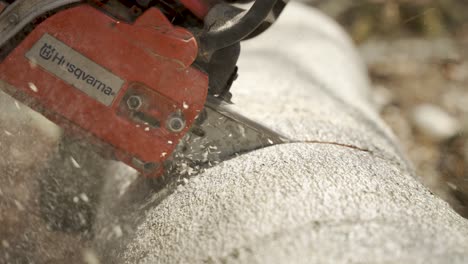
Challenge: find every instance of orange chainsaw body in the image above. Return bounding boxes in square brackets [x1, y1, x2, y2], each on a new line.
[0, 4, 208, 176]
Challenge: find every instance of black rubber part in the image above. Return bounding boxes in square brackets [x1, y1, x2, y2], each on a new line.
[199, 0, 277, 54]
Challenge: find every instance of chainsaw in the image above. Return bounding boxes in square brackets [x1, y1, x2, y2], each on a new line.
[0, 0, 287, 177]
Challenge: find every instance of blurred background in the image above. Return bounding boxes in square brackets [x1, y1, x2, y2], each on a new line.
[314, 0, 468, 217]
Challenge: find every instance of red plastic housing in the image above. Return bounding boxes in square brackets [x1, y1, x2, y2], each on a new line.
[0, 5, 208, 176]
[0, 2, 6, 14]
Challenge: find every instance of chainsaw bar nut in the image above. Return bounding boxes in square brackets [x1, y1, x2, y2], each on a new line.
[127, 95, 143, 110]
[167, 112, 186, 133]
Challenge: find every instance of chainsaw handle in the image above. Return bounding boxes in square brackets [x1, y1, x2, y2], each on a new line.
[198, 0, 278, 56]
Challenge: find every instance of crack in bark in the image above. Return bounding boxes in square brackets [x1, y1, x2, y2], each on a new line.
[294, 140, 372, 153]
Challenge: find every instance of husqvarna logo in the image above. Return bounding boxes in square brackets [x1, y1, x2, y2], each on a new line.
[39, 43, 55, 60]
[25, 34, 124, 106]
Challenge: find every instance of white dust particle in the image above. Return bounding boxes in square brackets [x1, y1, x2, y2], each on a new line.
[4, 130, 12, 136]
[183, 101, 189, 109]
[70, 157, 81, 168]
[14, 101, 20, 109]
[161, 152, 167, 157]
[447, 182, 457, 190]
[29, 58, 37, 69]
[28, 82, 38, 92]
[145, 127, 150, 131]
[238, 125, 246, 137]
[14, 200, 25, 211]
[268, 139, 274, 144]
[186, 167, 195, 175]
[179, 163, 188, 174]
[118, 176, 137, 197]
[168, 140, 173, 145]
[80, 193, 90, 203]
[113, 225, 123, 238]
[202, 151, 208, 162]
[82, 249, 101, 264]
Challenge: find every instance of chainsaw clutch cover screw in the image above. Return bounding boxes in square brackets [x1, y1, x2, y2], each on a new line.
[127, 95, 143, 110]
[167, 112, 186, 133]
